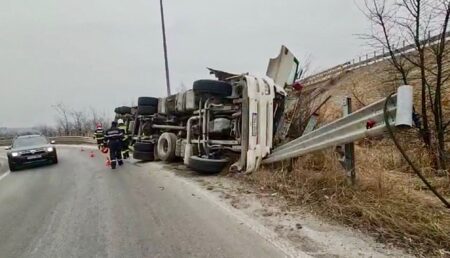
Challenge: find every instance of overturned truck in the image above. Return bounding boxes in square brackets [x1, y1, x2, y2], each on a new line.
[129, 46, 300, 174]
[128, 46, 413, 175]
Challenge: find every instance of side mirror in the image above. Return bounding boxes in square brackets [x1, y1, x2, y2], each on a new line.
[4, 146, 11, 150]
[50, 140, 56, 144]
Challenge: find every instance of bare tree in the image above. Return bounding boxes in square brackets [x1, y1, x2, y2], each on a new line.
[52, 103, 71, 136]
[297, 54, 314, 80]
[32, 125, 57, 137]
[89, 107, 109, 129]
[363, 0, 449, 170]
[175, 82, 187, 93]
[71, 110, 87, 136]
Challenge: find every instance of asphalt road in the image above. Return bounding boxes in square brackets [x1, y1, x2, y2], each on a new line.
[0, 146, 288, 258]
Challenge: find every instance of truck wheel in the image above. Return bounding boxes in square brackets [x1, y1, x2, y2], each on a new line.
[138, 97, 159, 107]
[133, 151, 154, 161]
[8, 159, 17, 172]
[157, 133, 177, 162]
[134, 142, 154, 152]
[193, 80, 232, 97]
[137, 105, 157, 115]
[115, 106, 132, 115]
[188, 156, 229, 174]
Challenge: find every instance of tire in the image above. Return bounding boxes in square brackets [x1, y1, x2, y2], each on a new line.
[122, 106, 132, 114]
[137, 105, 157, 115]
[138, 97, 159, 107]
[115, 106, 132, 115]
[193, 80, 232, 97]
[53, 155, 58, 164]
[8, 159, 17, 172]
[134, 142, 154, 152]
[157, 133, 177, 162]
[133, 150, 155, 161]
[188, 156, 229, 174]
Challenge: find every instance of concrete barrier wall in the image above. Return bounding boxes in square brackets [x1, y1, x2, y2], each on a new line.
[0, 136, 96, 146]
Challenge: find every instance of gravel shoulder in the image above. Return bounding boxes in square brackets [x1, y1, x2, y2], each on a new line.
[159, 163, 414, 258]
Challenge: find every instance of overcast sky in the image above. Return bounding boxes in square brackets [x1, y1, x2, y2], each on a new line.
[0, 0, 369, 128]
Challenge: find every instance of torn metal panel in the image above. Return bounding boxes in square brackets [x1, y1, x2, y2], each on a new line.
[207, 67, 241, 81]
[266, 45, 299, 87]
[274, 95, 301, 144]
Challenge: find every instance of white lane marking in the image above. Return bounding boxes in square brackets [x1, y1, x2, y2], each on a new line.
[0, 156, 10, 181]
[0, 171, 10, 181]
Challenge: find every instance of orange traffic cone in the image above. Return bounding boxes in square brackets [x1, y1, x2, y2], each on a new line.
[101, 146, 109, 154]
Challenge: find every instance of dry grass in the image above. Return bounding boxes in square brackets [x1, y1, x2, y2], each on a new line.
[244, 139, 450, 257]
[242, 58, 450, 256]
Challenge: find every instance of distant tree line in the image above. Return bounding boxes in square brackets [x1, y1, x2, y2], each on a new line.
[47, 103, 111, 137]
[0, 104, 111, 139]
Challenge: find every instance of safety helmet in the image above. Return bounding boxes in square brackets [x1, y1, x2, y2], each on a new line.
[117, 119, 124, 124]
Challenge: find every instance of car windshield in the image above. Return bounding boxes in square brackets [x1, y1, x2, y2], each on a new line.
[13, 136, 48, 148]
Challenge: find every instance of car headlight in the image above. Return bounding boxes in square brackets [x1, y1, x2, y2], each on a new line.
[47, 147, 54, 152]
[11, 152, 19, 157]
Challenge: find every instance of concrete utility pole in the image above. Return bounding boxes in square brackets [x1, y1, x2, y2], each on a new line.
[159, 0, 171, 96]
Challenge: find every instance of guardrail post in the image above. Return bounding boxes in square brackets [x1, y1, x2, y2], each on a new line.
[338, 97, 356, 185]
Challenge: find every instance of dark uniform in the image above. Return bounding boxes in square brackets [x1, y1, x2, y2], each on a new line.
[118, 122, 130, 159]
[104, 122, 125, 169]
[94, 128, 105, 149]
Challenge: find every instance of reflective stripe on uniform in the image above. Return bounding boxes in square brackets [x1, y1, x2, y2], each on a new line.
[106, 133, 123, 138]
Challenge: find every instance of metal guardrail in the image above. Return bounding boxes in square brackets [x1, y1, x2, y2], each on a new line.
[263, 86, 413, 164]
[50, 136, 96, 145]
[0, 136, 95, 146]
[0, 140, 11, 146]
[301, 31, 450, 86]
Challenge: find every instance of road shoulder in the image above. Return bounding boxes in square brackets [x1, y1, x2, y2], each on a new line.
[0, 155, 9, 176]
[153, 162, 413, 258]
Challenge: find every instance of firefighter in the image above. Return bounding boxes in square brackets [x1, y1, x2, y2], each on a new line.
[104, 121, 124, 169]
[93, 123, 105, 150]
[117, 119, 130, 159]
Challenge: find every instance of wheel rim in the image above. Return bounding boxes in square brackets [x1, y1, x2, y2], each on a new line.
[161, 138, 169, 153]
